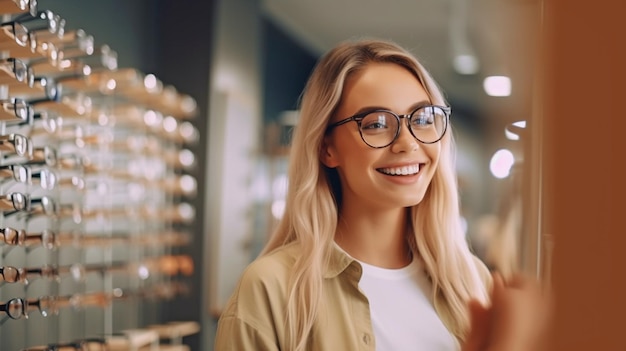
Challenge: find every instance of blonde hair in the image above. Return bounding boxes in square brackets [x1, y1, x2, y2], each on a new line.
[262, 38, 489, 350]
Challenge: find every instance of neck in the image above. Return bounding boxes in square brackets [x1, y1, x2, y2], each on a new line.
[335, 205, 412, 269]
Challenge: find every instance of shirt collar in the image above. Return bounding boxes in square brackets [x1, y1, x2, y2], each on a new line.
[324, 242, 359, 279]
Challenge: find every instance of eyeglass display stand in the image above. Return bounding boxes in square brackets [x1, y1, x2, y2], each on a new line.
[149, 321, 200, 349]
[107, 329, 160, 351]
[0, 3, 199, 351]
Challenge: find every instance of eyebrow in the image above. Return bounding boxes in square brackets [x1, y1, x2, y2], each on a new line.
[352, 100, 432, 115]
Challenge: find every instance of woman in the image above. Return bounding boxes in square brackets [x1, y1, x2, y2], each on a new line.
[215, 39, 548, 351]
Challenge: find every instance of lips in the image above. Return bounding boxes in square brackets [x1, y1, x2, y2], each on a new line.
[377, 164, 421, 176]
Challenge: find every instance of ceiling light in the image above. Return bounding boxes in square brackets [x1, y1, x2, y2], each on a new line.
[483, 76, 512, 97]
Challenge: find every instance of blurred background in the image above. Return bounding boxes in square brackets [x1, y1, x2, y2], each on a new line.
[0, 0, 544, 350]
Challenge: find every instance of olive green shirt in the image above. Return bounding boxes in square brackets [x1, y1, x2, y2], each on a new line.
[214, 242, 487, 350]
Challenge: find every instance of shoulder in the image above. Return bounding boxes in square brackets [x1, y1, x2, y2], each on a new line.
[240, 243, 299, 290]
[220, 243, 300, 321]
[217, 243, 300, 347]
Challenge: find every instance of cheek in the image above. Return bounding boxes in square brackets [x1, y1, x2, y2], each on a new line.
[334, 134, 372, 165]
[425, 143, 442, 165]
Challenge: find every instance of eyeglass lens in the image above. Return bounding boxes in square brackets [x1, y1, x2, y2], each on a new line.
[1, 227, 25, 245]
[0, 298, 27, 319]
[1, 266, 20, 283]
[359, 106, 447, 147]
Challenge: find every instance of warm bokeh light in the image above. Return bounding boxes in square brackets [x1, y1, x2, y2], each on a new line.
[483, 75, 512, 97]
[489, 148, 515, 179]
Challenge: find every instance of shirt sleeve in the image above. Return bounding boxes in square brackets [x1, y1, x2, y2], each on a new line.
[214, 315, 280, 351]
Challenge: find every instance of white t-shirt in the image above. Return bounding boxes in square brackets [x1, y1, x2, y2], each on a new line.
[357, 258, 458, 351]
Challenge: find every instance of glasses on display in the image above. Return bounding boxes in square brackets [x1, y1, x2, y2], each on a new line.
[0, 133, 32, 161]
[0, 20, 31, 50]
[42, 28, 93, 53]
[0, 0, 38, 17]
[0, 227, 191, 249]
[0, 264, 58, 284]
[0, 227, 57, 248]
[26, 295, 60, 317]
[49, 44, 116, 76]
[28, 91, 93, 117]
[0, 57, 34, 86]
[0, 4, 198, 351]
[3, 144, 56, 167]
[18, 109, 61, 134]
[0, 99, 34, 123]
[0, 164, 57, 189]
[0, 297, 28, 320]
[1, 263, 112, 284]
[1, 296, 63, 322]
[0, 256, 193, 285]
[0, 191, 29, 212]
[11, 10, 65, 38]
[10, 76, 60, 103]
[1, 280, 190, 323]
[326, 104, 451, 148]
[0, 193, 60, 218]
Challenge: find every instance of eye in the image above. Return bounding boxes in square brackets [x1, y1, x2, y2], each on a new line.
[411, 109, 436, 128]
[361, 112, 392, 130]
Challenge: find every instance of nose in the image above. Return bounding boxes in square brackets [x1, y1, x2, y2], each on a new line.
[390, 120, 418, 153]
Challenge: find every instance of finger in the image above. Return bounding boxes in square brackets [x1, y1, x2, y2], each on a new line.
[505, 273, 540, 290]
[463, 300, 492, 351]
[491, 272, 505, 302]
[492, 271, 505, 290]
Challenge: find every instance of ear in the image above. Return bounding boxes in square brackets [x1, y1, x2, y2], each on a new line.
[320, 136, 339, 168]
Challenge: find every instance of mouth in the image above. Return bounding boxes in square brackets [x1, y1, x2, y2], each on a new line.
[376, 164, 422, 176]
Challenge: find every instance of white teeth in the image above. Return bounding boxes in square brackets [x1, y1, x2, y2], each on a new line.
[379, 164, 420, 176]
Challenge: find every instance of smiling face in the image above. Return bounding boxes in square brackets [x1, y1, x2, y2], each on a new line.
[323, 62, 441, 212]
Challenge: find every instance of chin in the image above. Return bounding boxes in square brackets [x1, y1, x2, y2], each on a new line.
[400, 192, 428, 207]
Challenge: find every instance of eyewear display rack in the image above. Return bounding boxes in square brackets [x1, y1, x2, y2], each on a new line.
[0, 1, 200, 350]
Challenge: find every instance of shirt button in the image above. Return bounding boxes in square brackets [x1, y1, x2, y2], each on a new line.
[362, 333, 371, 345]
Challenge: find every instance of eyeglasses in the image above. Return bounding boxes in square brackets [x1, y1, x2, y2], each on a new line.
[0, 193, 58, 218]
[0, 227, 191, 249]
[17, 109, 60, 133]
[0, 20, 30, 49]
[0, 164, 57, 189]
[0, 133, 32, 160]
[0, 58, 34, 86]
[1, 296, 62, 322]
[0, 192, 29, 212]
[0, 265, 58, 284]
[11, 10, 65, 38]
[0, 99, 34, 123]
[10, 76, 60, 103]
[0, 0, 38, 17]
[26, 296, 60, 317]
[326, 105, 450, 148]
[0, 227, 57, 249]
[0, 297, 28, 320]
[3, 144, 56, 167]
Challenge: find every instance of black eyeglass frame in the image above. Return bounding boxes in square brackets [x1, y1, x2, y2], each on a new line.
[326, 104, 451, 148]
[0, 57, 34, 86]
[0, 297, 28, 320]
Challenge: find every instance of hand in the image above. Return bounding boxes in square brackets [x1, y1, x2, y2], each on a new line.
[462, 273, 552, 351]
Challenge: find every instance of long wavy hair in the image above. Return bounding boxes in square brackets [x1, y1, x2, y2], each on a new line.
[261, 38, 489, 350]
